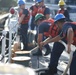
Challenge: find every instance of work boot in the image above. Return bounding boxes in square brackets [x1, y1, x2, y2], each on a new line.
[40, 68, 57, 75]
[33, 49, 42, 56]
[44, 49, 51, 56]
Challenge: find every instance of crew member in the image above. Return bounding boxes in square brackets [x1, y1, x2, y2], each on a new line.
[33, 13, 52, 56]
[30, 0, 39, 30]
[37, 0, 51, 19]
[57, 0, 71, 21]
[18, 0, 30, 50]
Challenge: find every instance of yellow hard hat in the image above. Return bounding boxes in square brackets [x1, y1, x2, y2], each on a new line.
[58, 0, 65, 6]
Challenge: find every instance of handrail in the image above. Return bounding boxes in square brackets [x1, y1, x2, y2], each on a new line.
[0, 13, 9, 20]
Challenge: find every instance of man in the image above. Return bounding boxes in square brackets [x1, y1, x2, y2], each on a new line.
[30, 0, 39, 30]
[40, 13, 76, 75]
[57, 0, 71, 21]
[37, 0, 51, 20]
[18, 0, 30, 50]
[33, 13, 52, 56]
[33, 0, 51, 55]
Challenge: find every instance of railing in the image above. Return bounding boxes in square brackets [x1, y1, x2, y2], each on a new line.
[0, 9, 19, 63]
[0, 13, 9, 20]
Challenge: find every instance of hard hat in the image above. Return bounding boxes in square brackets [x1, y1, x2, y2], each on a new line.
[35, 13, 44, 22]
[18, 0, 26, 6]
[54, 14, 65, 23]
[58, 0, 65, 6]
[9, 7, 15, 14]
[36, 0, 43, 3]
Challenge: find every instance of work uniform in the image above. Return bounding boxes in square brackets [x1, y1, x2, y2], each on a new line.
[59, 22, 76, 75]
[30, 4, 38, 30]
[19, 9, 30, 50]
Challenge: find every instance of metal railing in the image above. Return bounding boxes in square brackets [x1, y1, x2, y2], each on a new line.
[0, 9, 19, 63]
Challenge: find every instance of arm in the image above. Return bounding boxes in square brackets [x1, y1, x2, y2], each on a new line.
[67, 28, 74, 53]
[38, 34, 43, 45]
[43, 35, 62, 45]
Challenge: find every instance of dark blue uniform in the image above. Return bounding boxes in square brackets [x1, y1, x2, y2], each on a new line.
[30, 5, 38, 30]
[59, 22, 76, 75]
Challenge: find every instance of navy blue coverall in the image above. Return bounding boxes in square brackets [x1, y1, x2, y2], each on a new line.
[20, 9, 29, 50]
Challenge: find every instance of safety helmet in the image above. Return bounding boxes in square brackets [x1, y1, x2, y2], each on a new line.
[58, 0, 65, 6]
[35, 13, 44, 22]
[36, 0, 43, 3]
[54, 14, 65, 23]
[18, 0, 26, 6]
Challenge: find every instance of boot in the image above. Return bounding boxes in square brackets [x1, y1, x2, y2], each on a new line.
[40, 68, 57, 75]
[44, 49, 51, 56]
[33, 49, 42, 56]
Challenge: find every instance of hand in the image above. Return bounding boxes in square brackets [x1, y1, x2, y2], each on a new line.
[67, 44, 71, 54]
[39, 42, 45, 50]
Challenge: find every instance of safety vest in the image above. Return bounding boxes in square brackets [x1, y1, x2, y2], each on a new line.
[57, 8, 65, 14]
[43, 18, 59, 37]
[31, 4, 38, 16]
[19, 9, 30, 24]
[37, 6, 45, 15]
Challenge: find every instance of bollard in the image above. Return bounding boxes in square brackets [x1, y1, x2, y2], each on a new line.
[15, 51, 30, 56]
[12, 56, 31, 67]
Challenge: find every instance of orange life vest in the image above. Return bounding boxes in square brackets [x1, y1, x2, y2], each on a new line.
[31, 5, 38, 16]
[19, 9, 30, 24]
[37, 6, 45, 15]
[57, 8, 65, 14]
[43, 18, 59, 37]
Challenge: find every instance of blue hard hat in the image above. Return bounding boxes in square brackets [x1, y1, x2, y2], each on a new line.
[36, 0, 43, 3]
[54, 13, 65, 23]
[18, 0, 26, 6]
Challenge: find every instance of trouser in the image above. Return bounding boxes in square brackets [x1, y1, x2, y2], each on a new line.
[20, 24, 28, 50]
[48, 42, 65, 74]
[70, 50, 76, 75]
[31, 17, 36, 30]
